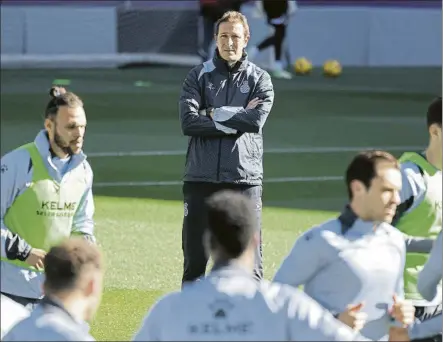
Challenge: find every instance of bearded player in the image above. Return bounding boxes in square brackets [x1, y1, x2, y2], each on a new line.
[0, 86, 96, 312]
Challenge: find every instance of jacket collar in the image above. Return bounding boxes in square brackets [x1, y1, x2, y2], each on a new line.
[338, 204, 379, 234]
[40, 296, 90, 334]
[212, 48, 249, 74]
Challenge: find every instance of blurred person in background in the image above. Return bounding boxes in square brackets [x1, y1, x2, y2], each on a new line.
[3, 237, 103, 341]
[274, 150, 416, 341]
[392, 97, 442, 342]
[248, 0, 297, 79]
[179, 11, 274, 286]
[198, 0, 246, 62]
[0, 86, 96, 311]
[133, 190, 370, 342]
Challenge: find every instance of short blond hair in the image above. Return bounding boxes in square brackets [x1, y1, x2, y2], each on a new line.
[215, 11, 250, 38]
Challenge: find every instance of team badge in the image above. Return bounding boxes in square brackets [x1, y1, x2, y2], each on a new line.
[240, 80, 250, 94]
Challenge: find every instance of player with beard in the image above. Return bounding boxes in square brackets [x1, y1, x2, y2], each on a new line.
[0, 86, 96, 311]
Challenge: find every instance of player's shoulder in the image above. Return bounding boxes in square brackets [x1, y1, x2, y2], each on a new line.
[259, 280, 319, 315]
[245, 60, 271, 82]
[147, 290, 181, 315]
[187, 60, 217, 82]
[1, 146, 31, 175]
[81, 158, 93, 177]
[380, 221, 406, 246]
[299, 218, 342, 243]
[401, 160, 423, 177]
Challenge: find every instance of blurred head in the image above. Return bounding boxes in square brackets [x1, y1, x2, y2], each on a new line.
[44, 87, 86, 157]
[346, 150, 401, 223]
[204, 190, 258, 269]
[43, 238, 103, 322]
[427, 97, 442, 164]
[215, 11, 250, 64]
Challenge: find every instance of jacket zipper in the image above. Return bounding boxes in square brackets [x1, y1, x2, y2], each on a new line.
[216, 71, 231, 182]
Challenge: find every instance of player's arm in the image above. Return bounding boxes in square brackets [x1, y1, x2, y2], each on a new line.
[212, 70, 274, 133]
[392, 163, 425, 226]
[408, 314, 442, 340]
[417, 232, 442, 301]
[1, 151, 33, 262]
[285, 287, 371, 341]
[71, 162, 96, 244]
[402, 234, 434, 254]
[273, 228, 325, 288]
[179, 68, 236, 137]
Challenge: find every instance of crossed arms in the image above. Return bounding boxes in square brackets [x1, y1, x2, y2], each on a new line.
[179, 68, 274, 136]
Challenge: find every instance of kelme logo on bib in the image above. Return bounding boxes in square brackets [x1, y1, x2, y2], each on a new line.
[240, 81, 250, 94]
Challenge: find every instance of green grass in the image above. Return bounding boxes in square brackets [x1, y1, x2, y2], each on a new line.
[1, 66, 441, 340]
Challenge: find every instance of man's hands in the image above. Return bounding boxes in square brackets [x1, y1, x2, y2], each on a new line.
[25, 248, 46, 270]
[245, 97, 263, 110]
[203, 97, 263, 120]
[337, 302, 368, 331]
[390, 294, 415, 327]
[389, 326, 410, 341]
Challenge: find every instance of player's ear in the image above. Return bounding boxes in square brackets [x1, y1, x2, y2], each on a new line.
[44, 117, 54, 135]
[429, 123, 441, 139]
[350, 179, 365, 197]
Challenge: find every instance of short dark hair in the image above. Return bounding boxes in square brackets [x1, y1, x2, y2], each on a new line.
[206, 190, 256, 259]
[44, 238, 102, 294]
[345, 150, 399, 199]
[427, 97, 442, 128]
[45, 86, 83, 119]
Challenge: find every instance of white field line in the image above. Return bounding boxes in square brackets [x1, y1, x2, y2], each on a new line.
[94, 176, 344, 188]
[88, 145, 423, 158]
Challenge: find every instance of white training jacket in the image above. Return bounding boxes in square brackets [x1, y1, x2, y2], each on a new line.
[133, 264, 370, 341]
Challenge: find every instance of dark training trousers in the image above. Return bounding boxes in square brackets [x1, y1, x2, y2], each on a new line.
[181, 181, 263, 285]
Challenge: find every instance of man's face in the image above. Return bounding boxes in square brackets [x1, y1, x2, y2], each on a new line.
[215, 21, 249, 64]
[46, 106, 87, 155]
[430, 123, 442, 156]
[359, 163, 402, 223]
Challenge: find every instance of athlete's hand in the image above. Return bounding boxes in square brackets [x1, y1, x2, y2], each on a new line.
[338, 302, 368, 331]
[25, 248, 46, 270]
[390, 294, 415, 327]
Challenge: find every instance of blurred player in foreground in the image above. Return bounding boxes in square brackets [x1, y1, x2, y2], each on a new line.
[133, 190, 370, 341]
[0, 87, 96, 310]
[274, 150, 415, 341]
[393, 97, 442, 342]
[390, 232, 443, 341]
[0, 294, 30, 338]
[3, 238, 103, 341]
[248, 0, 297, 79]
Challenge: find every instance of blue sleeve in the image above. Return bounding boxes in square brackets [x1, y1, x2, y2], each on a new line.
[179, 68, 233, 137]
[273, 227, 327, 288]
[285, 287, 371, 341]
[417, 232, 442, 301]
[213, 71, 274, 133]
[71, 162, 96, 243]
[1, 150, 32, 260]
[408, 314, 442, 340]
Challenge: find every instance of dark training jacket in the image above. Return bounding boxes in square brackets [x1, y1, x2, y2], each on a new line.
[179, 50, 274, 185]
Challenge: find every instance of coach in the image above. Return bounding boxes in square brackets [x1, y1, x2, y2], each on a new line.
[179, 10, 274, 285]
